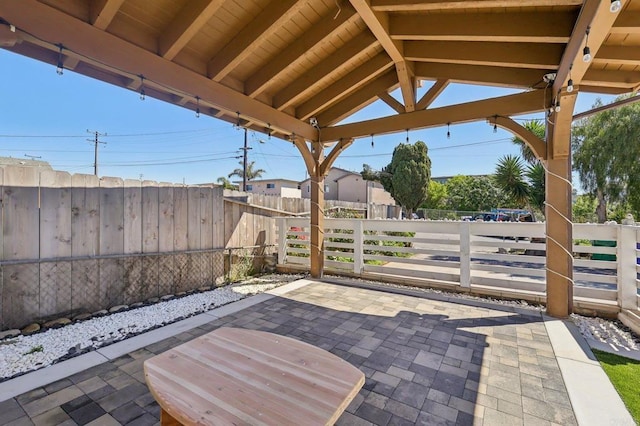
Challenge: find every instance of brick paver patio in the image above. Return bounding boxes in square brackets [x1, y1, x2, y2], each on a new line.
[0, 281, 577, 425]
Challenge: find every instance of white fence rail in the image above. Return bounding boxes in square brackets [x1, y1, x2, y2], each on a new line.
[277, 218, 640, 319]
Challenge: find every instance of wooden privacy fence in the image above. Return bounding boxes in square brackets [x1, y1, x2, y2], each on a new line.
[0, 166, 397, 329]
[0, 167, 226, 329]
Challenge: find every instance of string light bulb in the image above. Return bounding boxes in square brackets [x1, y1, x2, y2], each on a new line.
[235, 111, 241, 129]
[139, 75, 146, 100]
[195, 96, 200, 118]
[56, 44, 64, 75]
[406, 129, 409, 143]
[371, 134, 374, 148]
[493, 123, 497, 133]
[555, 98, 562, 113]
[446, 123, 451, 139]
[566, 64, 574, 92]
[610, 0, 622, 13]
[583, 26, 592, 63]
[266, 123, 272, 139]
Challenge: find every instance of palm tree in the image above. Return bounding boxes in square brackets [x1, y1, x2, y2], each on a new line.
[494, 155, 530, 208]
[227, 161, 266, 181]
[512, 120, 545, 165]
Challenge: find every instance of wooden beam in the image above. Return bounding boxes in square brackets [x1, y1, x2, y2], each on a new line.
[244, 6, 358, 97]
[349, 0, 416, 111]
[595, 45, 640, 66]
[414, 62, 546, 88]
[577, 85, 632, 95]
[321, 89, 548, 141]
[3, 0, 317, 141]
[553, 0, 614, 95]
[611, 11, 640, 34]
[405, 41, 564, 70]
[296, 53, 393, 120]
[90, 0, 124, 30]
[582, 69, 640, 88]
[572, 93, 640, 121]
[548, 93, 577, 159]
[158, 0, 225, 60]
[389, 11, 576, 43]
[371, 0, 583, 11]
[377, 92, 405, 114]
[487, 116, 546, 160]
[0, 24, 19, 47]
[207, 0, 303, 81]
[320, 138, 355, 176]
[316, 71, 398, 127]
[273, 32, 378, 110]
[415, 79, 448, 110]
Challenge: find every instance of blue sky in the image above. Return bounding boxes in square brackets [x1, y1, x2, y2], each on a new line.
[0, 49, 614, 185]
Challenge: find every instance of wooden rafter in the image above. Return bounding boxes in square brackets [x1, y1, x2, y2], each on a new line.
[415, 79, 448, 110]
[207, 0, 304, 81]
[414, 63, 546, 88]
[611, 11, 640, 33]
[371, 0, 583, 11]
[405, 41, 564, 70]
[350, 0, 416, 112]
[378, 92, 405, 114]
[552, 0, 602, 95]
[321, 89, 548, 141]
[296, 53, 393, 120]
[487, 116, 546, 160]
[595, 45, 640, 66]
[245, 6, 358, 97]
[316, 70, 398, 126]
[90, 0, 125, 30]
[158, 0, 225, 60]
[582, 69, 640, 89]
[273, 33, 378, 110]
[389, 11, 576, 43]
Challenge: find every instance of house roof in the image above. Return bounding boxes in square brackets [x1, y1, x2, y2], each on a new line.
[1, 1, 638, 147]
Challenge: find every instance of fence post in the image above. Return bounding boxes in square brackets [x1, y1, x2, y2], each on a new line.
[460, 222, 471, 288]
[277, 218, 287, 266]
[353, 220, 364, 274]
[617, 225, 637, 310]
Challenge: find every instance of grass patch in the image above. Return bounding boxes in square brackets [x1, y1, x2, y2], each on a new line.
[592, 349, 640, 424]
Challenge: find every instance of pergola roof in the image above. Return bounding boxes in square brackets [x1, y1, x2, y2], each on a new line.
[1, 0, 639, 145]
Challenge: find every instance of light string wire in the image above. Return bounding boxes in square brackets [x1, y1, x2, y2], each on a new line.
[2, 21, 251, 128]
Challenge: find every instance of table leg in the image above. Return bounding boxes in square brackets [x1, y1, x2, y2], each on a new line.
[160, 408, 182, 426]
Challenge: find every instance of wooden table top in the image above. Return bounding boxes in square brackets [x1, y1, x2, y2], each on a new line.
[144, 327, 365, 426]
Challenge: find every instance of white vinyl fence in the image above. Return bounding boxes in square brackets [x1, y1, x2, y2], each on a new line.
[277, 218, 640, 321]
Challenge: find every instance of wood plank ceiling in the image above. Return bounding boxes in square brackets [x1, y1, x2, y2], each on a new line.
[1, 0, 639, 145]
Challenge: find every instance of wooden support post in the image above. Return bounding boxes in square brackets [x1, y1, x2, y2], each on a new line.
[545, 157, 573, 317]
[292, 137, 354, 278]
[545, 92, 576, 318]
[310, 167, 325, 278]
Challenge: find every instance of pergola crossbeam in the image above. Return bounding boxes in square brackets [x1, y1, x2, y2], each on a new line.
[90, 0, 125, 30]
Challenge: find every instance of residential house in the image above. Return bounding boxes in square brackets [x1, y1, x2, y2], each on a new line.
[237, 179, 301, 197]
[300, 167, 394, 205]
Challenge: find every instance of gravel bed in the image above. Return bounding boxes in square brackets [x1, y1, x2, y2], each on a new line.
[0, 273, 638, 382]
[0, 274, 303, 381]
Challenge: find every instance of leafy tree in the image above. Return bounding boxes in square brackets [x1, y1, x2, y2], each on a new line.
[216, 177, 238, 190]
[227, 161, 266, 181]
[572, 194, 597, 223]
[444, 175, 505, 211]
[422, 180, 448, 210]
[379, 141, 431, 217]
[361, 164, 380, 182]
[572, 97, 640, 222]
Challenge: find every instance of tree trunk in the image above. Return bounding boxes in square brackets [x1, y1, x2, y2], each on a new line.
[596, 189, 607, 223]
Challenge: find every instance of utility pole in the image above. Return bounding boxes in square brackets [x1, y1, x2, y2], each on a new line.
[239, 127, 251, 192]
[87, 130, 106, 176]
